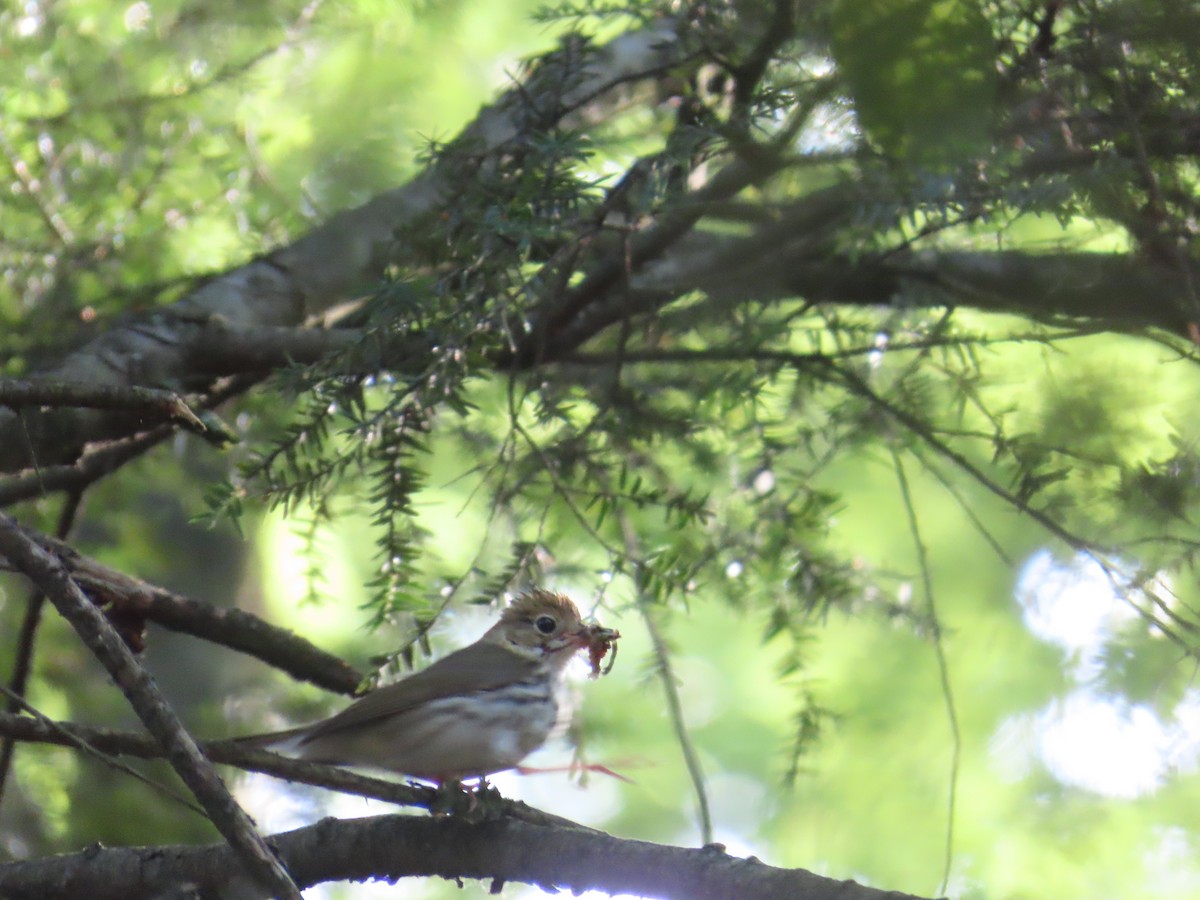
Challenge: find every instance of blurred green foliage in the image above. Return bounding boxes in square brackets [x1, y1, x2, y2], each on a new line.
[831, 0, 997, 163]
[3, 1, 1200, 899]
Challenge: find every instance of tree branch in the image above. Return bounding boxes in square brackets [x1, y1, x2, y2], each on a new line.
[0, 491, 82, 809]
[0, 21, 689, 474]
[0, 516, 302, 899]
[0, 381, 205, 431]
[0, 709, 613, 830]
[0, 375, 256, 509]
[22, 532, 364, 695]
[634, 228, 1194, 336]
[0, 811, 937, 900]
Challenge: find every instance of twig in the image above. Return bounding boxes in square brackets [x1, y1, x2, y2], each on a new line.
[558, 326, 1102, 368]
[0, 127, 73, 244]
[0, 711, 595, 832]
[638, 597, 714, 846]
[0, 490, 82, 809]
[29, 532, 363, 695]
[821, 360, 1093, 552]
[0, 375, 256, 508]
[0, 687, 204, 816]
[0, 380, 206, 432]
[892, 451, 959, 898]
[822, 360, 1200, 654]
[507, 389, 622, 558]
[0, 426, 171, 507]
[911, 448, 1015, 567]
[619, 514, 713, 846]
[0, 514, 302, 899]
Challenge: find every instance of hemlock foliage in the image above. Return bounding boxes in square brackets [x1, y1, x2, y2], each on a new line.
[2, 1, 1199, 897]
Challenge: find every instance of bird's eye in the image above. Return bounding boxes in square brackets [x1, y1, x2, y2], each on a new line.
[534, 614, 557, 634]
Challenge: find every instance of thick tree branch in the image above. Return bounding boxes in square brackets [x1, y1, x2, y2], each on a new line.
[0, 812, 936, 900]
[0, 516, 302, 899]
[635, 235, 1196, 336]
[0, 21, 689, 474]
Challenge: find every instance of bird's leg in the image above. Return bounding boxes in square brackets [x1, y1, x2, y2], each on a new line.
[517, 761, 636, 783]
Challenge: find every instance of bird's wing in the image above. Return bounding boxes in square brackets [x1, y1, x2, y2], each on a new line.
[298, 642, 539, 742]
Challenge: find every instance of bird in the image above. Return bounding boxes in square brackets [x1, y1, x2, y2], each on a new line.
[238, 590, 619, 784]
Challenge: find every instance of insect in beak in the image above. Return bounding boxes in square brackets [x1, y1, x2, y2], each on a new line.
[583, 624, 620, 678]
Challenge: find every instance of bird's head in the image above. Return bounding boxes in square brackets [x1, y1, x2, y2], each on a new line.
[487, 590, 618, 670]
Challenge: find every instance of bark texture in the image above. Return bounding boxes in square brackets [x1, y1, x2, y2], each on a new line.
[0, 814, 938, 900]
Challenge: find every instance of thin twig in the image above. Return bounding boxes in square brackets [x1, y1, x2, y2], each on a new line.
[0, 374, 256, 508]
[822, 360, 1093, 552]
[0, 426, 171, 507]
[823, 360, 1200, 654]
[892, 450, 959, 898]
[639, 598, 714, 846]
[911, 448, 1015, 567]
[619, 514, 713, 845]
[0, 687, 205, 816]
[508, 405, 622, 558]
[559, 326, 1102, 368]
[0, 489, 82, 808]
[0, 711, 595, 832]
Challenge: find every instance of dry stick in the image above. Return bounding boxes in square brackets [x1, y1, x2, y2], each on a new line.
[0, 514, 302, 900]
[0, 489, 83, 809]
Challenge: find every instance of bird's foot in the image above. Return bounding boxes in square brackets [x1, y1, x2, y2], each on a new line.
[465, 778, 507, 822]
[427, 777, 506, 822]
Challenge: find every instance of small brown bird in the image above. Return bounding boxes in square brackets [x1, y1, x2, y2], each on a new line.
[243, 590, 618, 783]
